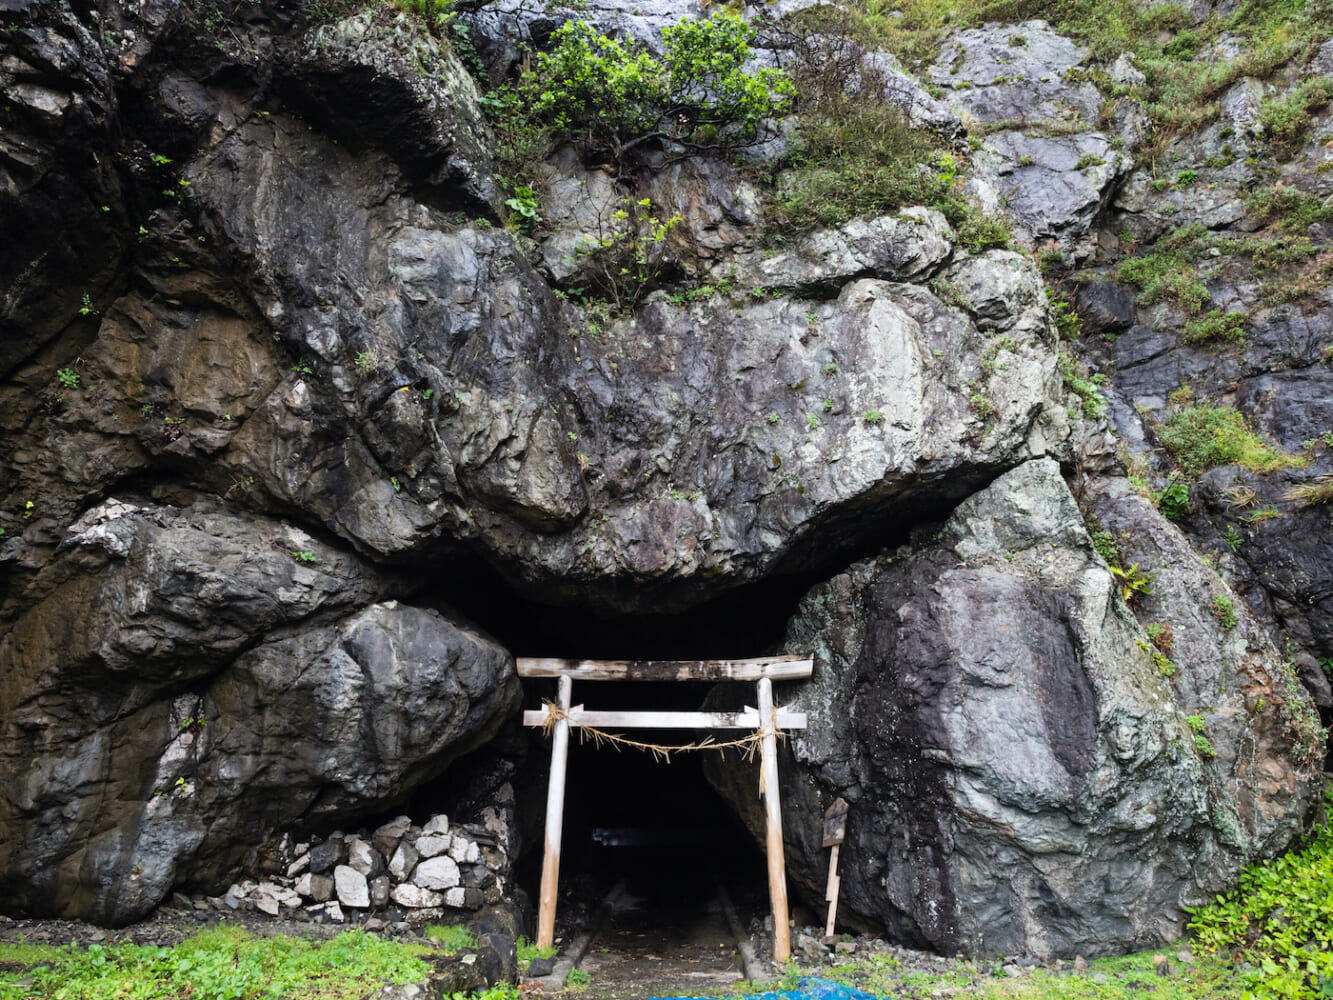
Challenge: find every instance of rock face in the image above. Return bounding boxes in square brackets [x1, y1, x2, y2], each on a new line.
[709, 459, 1320, 957]
[0, 0, 1326, 953]
[0, 501, 518, 925]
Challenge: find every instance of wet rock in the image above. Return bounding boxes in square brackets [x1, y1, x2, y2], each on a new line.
[282, 11, 499, 213]
[715, 208, 954, 295]
[416, 835, 452, 859]
[308, 840, 345, 876]
[0, 502, 517, 924]
[389, 842, 420, 882]
[347, 838, 384, 878]
[708, 459, 1320, 958]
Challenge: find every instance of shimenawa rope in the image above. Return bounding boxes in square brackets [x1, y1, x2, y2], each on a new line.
[537, 700, 785, 763]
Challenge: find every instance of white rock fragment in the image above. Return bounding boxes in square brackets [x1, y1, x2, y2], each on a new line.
[348, 837, 377, 875]
[389, 841, 419, 881]
[415, 834, 451, 858]
[391, 884, 444, 908]
[421, 814, 449, 836]
[412, 856, 460, 890]
[334, 865, 370, 908]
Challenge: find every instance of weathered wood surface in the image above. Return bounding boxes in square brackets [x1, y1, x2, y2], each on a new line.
[516, 656, 813, 681]
[758, 677, 791, 964]
[824, 843, 841, 939]
[536, 675, 572, 950]
[822, 797, 849, 847]
[521, 707, 808, 729]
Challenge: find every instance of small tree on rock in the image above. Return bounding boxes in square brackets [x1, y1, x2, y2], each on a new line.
[501, 12, 794, 171]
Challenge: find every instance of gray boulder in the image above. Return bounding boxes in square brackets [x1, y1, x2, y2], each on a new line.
[973, 132, 1131, 251]
[0, 502, 517, 925]
[708, 459, 1320, 958]
[927, 21, 1101, 128]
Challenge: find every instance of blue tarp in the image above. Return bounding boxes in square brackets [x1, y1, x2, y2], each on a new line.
[653, 975, 884, 1000]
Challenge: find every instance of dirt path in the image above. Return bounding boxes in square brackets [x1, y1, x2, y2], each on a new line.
[575, 873, 748, 1000]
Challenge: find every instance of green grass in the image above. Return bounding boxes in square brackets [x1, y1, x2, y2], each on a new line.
[781, 944, 1244, 999]
[822, 0, 1333, 155]
[1117, 225, 1211, 315]
[1258, 76, 1333, 158]
[0, 925, 431, 1000]
[516, 936, 557, 966]
[1156, 402, 1307, 477]
[425, 923, 476, 954]
[1182, 309, 1246, 345]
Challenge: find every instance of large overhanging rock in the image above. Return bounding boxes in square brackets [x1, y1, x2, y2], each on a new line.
[0, 501, 518, 926]
[706, 458, 1321, 958]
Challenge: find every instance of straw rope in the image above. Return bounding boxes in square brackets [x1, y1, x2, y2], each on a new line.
[537, 700, 784, 763]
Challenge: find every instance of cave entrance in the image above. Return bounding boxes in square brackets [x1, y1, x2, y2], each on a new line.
[519, 656, 812, 964]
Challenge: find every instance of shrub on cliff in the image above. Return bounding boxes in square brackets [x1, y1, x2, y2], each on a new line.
[487, 12, 794, 176]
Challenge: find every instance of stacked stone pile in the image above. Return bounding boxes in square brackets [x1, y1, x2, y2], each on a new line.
[217, 809, 513, 927]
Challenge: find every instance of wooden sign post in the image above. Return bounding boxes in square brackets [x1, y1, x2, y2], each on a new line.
[822, 797, 848, 941]
[518, 656, 813, 964]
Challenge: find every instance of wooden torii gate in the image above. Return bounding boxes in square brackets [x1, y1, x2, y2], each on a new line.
[519, 655, 813, 964]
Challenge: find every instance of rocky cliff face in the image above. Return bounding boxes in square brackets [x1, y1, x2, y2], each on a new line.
[1, 0, 1327, 955]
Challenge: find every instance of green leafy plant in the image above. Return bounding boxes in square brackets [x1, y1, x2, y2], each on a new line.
[56, 368, 80, 390]
[863, 410, 884, 426]
[1110, 562, 1152, 606]
[1157, 401, 1305, 477]
[292, 550, 317, 564]
[291, 359, 313, 378]
[1185, 715, 1217, 759]
[1211, 594, 1237, 629]
[1189, 790, 1333, 1000]
[1222, 524, 1244, 551]
[498, 12, 793, 171]
[0, 925, 431, 1000]
[503, 185, 542, 234]
[353, 350, 378, 374]
[516, 937, 558, 966]
[566, 968, 592, 989]
[1183, 309, 1246, 345]
[1157, 479, 1190, 521]
[1258, 76, 1333, 159]
[570, 198, 682, 313]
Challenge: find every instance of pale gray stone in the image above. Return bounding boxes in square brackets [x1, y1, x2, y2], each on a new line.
[415, 835, 451, 858]
[388, 842, 419, 881]
[412, 856, 461, 890]
[334, 865, 370, 909]
[391, 884, 444, 909]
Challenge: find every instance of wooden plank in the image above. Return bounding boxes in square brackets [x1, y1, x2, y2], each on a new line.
[521, 707, 808, 729]
[824, 843, 841, 939]
[516, 656, 813, 682]
[536, 675, 572, 951]
[758, 677, 791, 964]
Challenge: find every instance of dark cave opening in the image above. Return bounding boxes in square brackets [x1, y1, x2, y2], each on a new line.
[411, 554, 865, 937]
[513, 719, 769, 936]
